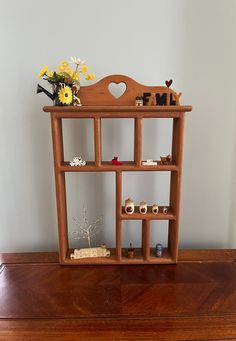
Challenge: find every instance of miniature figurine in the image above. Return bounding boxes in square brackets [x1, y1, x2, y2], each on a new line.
[139, 201, 147, 214]
[142, 159, 158, 166]
[70, 156, 86, 166]
[152, 204, 159, 214]
[112, 156, 123, 165]
[135, 95, 143, 106]
[127, 243, 135, 258]
[163, 207, 168, 214]
[125, 198, 134, 214]
[160, 154, 172, 164]
[70, 245, 110, 259]
[156, 243, 163, 257]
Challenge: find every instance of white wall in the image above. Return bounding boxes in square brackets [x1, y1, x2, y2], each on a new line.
[0, 0, 235, 252]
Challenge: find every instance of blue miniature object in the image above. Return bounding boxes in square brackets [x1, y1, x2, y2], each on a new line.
[156, 243, 163, 257]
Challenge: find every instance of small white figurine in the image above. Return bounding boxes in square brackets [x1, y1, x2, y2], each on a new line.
[139, 201, 147, 214]
[125, 198, 134, 214]
[163, 207, 168, 214]
[142, 159, 158, 166]
[70, 156, 86, 166]
[152, 204, 159, 214]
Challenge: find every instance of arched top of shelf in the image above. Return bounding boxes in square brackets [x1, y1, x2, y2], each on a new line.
[77, 74, 182, 106]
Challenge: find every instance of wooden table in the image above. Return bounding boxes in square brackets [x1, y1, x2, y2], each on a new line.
[1, 250, 236, 340]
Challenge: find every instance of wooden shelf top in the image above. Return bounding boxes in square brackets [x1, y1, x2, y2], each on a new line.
[61, 161, 178, 172]
[44, 105, 192, 112]
[44, 105, 192, 118]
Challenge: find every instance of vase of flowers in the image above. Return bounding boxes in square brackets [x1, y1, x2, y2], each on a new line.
[37, 56, 95, 106]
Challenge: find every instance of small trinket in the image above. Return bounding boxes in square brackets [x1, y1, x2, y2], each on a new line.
[163, 207, 168, 214]
[70, 246, 110, 259]
[125, 198, 134, 214]
[142, 159, 158, 166]
[152, 204, 159, 214]
[135, 95, 143, 106]
[127, 243, 135, 258]
[70, 156, 86, 166]
[112, 156, 123, 165]
[156, 243, 163, 257]
[139, 201, 147, 214]
[160, 154, 172, 164]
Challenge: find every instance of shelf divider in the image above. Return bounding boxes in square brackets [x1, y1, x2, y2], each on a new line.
[142, 220, 150, 261]
[169, 115, 185, 260]
[94, 117, 102, 166]
[134, 117, 143, 166]
[116, 171, 122, 260]
[51, 114, 68, 263]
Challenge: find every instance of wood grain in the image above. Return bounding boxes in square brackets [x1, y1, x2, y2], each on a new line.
[45, 76, 192, 265]
[44, 75, 184, 106]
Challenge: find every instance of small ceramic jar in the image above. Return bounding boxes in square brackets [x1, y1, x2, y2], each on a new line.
[125, 198, 134, 214]
[163, 207, 168, 214]
[139, 201, 147, 214]
[152, 204, 159, 214]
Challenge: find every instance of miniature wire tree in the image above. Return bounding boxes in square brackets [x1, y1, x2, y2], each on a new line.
[71, 207, 103, 248]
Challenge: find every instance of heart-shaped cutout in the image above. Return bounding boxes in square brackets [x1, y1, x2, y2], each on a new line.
[108, 82, 127, 99]
[165, 79, 173, 88]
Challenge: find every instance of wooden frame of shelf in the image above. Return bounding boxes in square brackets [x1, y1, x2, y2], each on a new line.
[44, 75, 192, 265]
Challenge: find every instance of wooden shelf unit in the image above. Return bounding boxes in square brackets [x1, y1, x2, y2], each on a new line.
[44, 75, 192, 265]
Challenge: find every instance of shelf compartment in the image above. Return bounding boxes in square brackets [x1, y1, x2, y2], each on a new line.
[63, 248, 174, 265]
[61, 161, 178, 172]
[120, 206, 175, 220]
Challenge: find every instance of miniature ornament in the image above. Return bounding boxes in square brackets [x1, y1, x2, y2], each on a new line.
[152, 204, 159, 214]
[156, 243, 163, 257]
[70, 156, 86, 166]
[142, 159, 157, 166]
[127, 243, 135, 259]
[135, 95, 143, 106]
[112, 156, 123, 165]
[165, 80, 173, 88]
[160, 154, 172, 164]
[71, 207, 102, 248]
[125, 198, 134, 214]
[139, 201, 147, 214]
[163, 207, 168, 214]
[70, 245, 110, 259]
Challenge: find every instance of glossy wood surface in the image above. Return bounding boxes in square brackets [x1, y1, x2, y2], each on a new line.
[1, 251, 236, 340]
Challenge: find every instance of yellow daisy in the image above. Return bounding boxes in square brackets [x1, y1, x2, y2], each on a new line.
[85, 73, 95, 80]
[73, 71, 80, 80]
[38, 66, 48, 78]
[66, 67, 73, 77]
[81, 64, 88, 74]
[58, 86, 73, 105]
[48, 70, 54, 77]
[58, 61, 69, 72]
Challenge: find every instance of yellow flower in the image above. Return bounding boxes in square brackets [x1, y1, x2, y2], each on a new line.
[58, 61, 69, 72]
[38, 66, 48, 78]
[48, 70, 54, 77]
[66, 67, 73, 77]
[85, 73, 95, 80]
[61, 61, 68, 68]
[73, 71, 80, 80]
[81, 64, 88, 74]
[58, 86, 73, 105]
